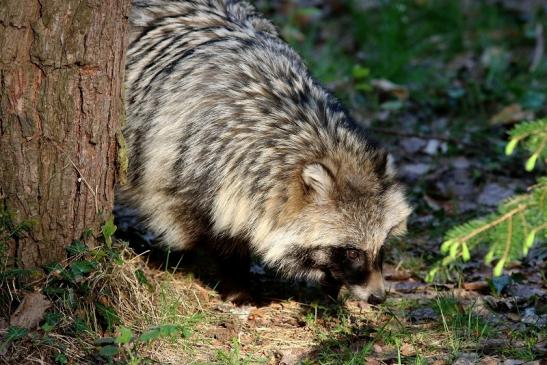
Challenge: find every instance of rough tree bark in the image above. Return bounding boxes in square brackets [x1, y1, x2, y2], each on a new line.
[0, 0, 131, 268]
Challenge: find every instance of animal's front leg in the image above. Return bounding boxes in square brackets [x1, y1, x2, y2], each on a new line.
[214, 239, 253, 305]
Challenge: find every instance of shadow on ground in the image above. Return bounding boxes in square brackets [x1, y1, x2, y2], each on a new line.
[114, 206, 343, 308]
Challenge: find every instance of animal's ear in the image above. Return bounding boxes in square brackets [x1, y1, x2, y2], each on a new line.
[302, 163, 334, 202]
[373, 150, 396, 179]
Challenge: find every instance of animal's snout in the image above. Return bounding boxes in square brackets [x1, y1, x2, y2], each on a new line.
[349, 270, 386, 304]
[367, 291, 386, 304]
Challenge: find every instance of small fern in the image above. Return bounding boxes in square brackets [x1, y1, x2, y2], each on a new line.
[427, 119, 546, 282]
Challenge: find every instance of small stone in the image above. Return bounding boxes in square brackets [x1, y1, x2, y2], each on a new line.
[503, 360, 525, 365]
[453, 353, 479, 365]
[424, 139, 448, 155]
[478, 183, 515, 207]
[409, 307, 438, 323]
[400, 137, 427, 154]
[451, 157, 471, 169]
[400, 163, 431, 180]
[424, 139, 440, 155]
[506, 283, 545, 298]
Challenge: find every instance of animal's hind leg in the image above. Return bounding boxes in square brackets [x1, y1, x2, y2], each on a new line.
[141, 194, 208, 250]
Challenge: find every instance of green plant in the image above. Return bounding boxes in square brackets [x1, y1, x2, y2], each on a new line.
[216, 337, 267, 365]
[0, 326, 28, 354]
[506, 119, 547, 171]
[95, 324, 188, 364]
[427, 119, 546, 281]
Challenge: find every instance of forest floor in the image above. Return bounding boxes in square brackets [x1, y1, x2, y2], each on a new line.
[1, 0, 546, 364]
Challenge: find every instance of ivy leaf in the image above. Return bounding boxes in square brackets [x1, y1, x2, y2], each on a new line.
[99, 345, 119, 359]
[138, 327, 161, 343]
[55, 353, 68, 365]
[159, 324, 179, 337]
[488, 275, 511, 294]
[96, 303, 121, 331]
[116, 326, 133, 345]
[138, 325, 180, 343]
[69, 260, 96, 279]
[66, 240, 89, 256]
[101, 218, 117, 247]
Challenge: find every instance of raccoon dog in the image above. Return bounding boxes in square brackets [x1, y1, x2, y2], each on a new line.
[123, 0, 411, 303]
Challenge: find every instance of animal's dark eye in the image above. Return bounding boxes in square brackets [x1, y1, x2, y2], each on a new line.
[346, 249, 359, 260]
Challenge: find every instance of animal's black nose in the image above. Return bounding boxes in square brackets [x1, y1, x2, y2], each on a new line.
[367, 293, 386, 305]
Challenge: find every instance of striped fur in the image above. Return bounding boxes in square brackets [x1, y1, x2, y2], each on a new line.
[122, 0, 411, 301]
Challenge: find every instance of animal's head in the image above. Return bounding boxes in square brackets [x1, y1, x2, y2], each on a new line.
[263, 148, 411, 304]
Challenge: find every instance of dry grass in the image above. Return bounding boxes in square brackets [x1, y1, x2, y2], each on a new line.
[1, 242, 545, 364]
[0, 243, 328, 364]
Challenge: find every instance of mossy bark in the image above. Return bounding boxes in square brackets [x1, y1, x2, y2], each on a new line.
[0, 0, 131, 268]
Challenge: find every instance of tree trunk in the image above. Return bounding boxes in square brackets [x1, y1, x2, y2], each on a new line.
[0, 0, 131, 269]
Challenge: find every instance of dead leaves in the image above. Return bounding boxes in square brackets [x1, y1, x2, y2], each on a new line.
[490, 103, 534, 125]
[9, 292, 51, 330]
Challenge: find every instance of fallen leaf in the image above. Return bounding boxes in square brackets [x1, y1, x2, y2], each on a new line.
[275, 348, 310, 365]
[9, 292, 51, 329]
[371, 79, 409, 100]
[393, 280, 426, 293]
[490, 103, 533, 125]
[430, 359, 447, 365]
[384, 266, 411, 281]
[462, 281, 489, 292]
[480, 356, 502, 365]
[364, 358, 382, 365]
[399, 342, 415, 356]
